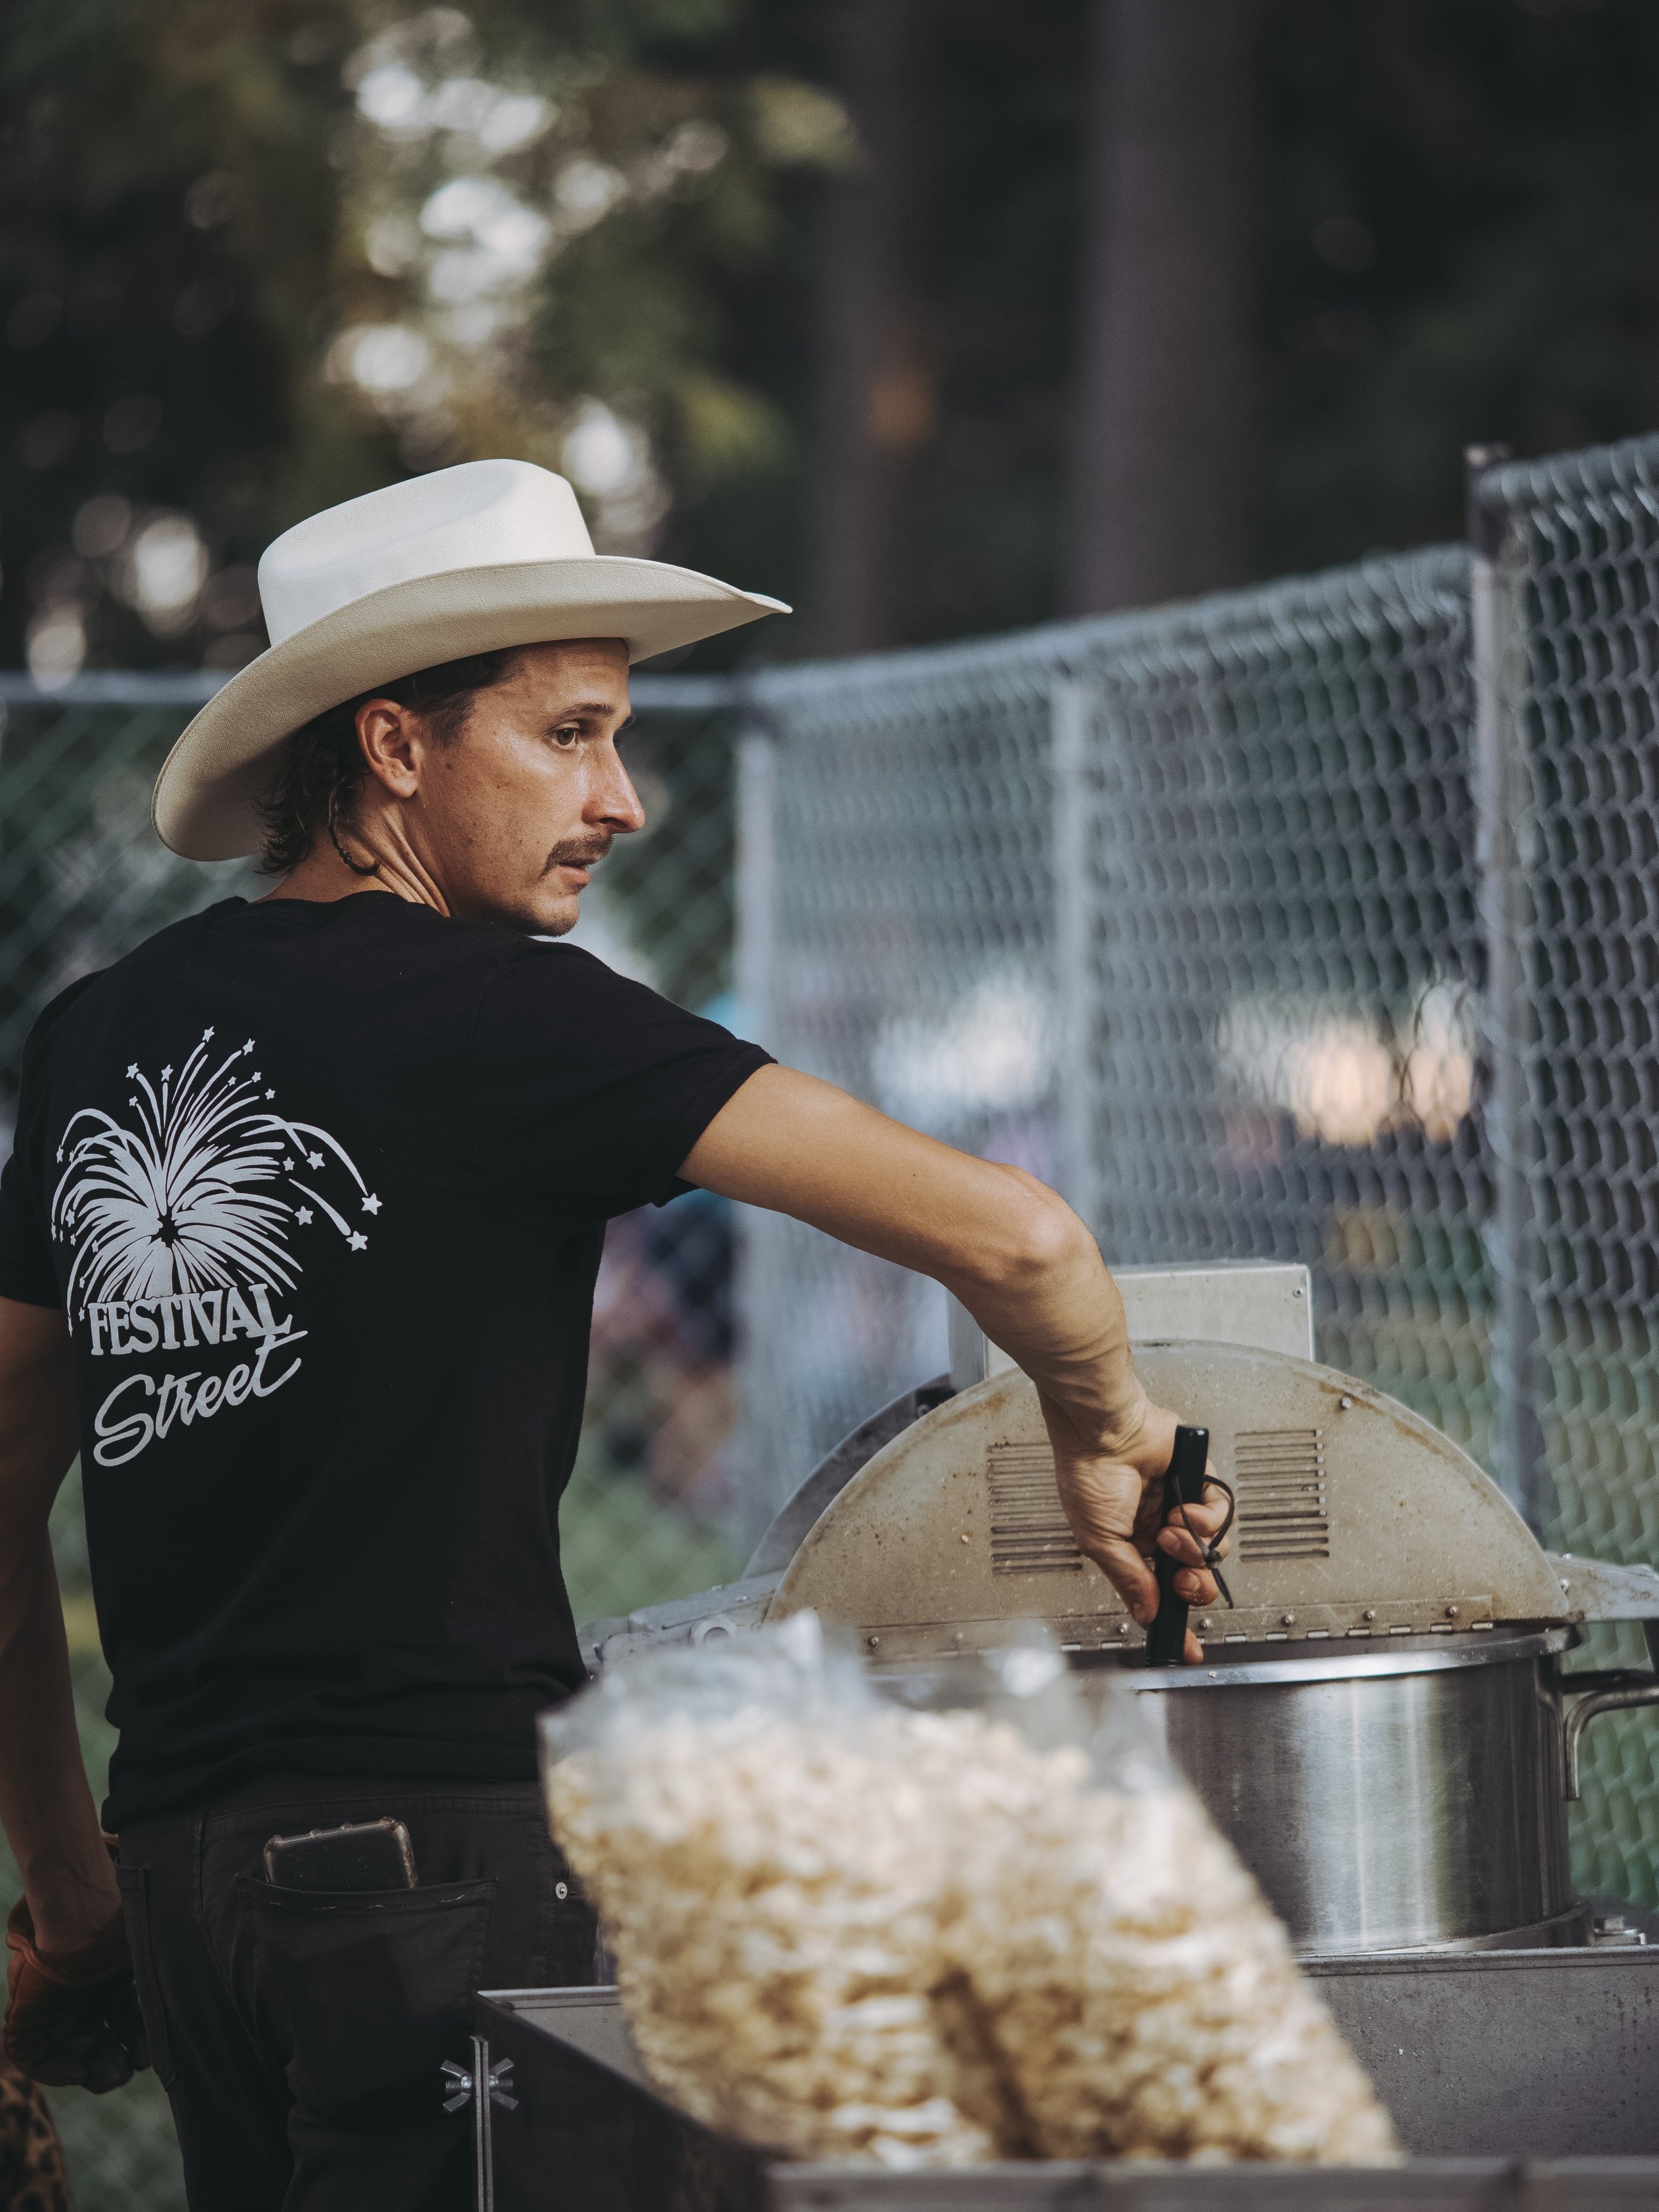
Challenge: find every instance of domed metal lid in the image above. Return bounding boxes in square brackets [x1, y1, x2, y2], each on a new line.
[768, 1344, 1654, 1662]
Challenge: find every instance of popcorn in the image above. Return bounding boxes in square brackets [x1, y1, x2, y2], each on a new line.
[945, 1767, 1400, 2164]
[548, 1710, 998, 2167]
[543, 1641, 1396, 2170]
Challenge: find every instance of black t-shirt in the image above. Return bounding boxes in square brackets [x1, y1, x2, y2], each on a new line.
[0, 894, 770, 1826]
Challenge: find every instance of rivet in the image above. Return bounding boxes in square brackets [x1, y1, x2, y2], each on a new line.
[1338, 1395, 1354, 1411]
[555, 1881, 568, 1900]
[1445, 1604, 1460, 1619]
[867, 1635, 881, 1651]
[1116, 1621, 1131, 1637]
[1280, 1613, 1296, 1627]
[1362, 1609, 1376, 1622]
[1198, 1617, 1213, 1631]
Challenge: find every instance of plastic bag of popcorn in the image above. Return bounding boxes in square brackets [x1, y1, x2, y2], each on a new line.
[938, 1659, 1400, 2166]
[540, 1615, 1009, 2168]
[542, 1621, 1396, 2170]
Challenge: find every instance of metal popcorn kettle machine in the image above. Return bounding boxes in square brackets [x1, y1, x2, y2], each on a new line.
[589, 1262, 1659, 1962]
[469, 1266, 1659, 2199]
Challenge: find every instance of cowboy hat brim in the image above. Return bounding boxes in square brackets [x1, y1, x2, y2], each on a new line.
[152, 554, 788, 861]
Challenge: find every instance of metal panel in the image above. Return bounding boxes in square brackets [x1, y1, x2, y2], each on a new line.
[478, 1984, 1659, 2208]
[1310, 1948, 1659, 2158]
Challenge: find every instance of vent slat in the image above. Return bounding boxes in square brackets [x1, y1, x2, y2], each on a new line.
[1234, 1426, 1331, 1564]
[987, 1441, 1083, 1574]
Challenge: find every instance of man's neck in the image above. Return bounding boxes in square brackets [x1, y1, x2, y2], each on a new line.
[262, 836, 445, 913]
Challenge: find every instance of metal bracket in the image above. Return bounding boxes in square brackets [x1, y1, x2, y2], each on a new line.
[439, 2037, 516, 2212]
[439, 2050, 517, 2113]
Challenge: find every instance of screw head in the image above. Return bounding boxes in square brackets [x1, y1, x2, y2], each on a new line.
[555, 1881, 568, 1900]
[1116, 1621, 1131, 1637]
[1445, 1604, 1460, 1619]
[1198, 1617, 1213, 1631]
[1362, 1609, 1376, 1622]
[1338, 1394, 1354, 1411]
[1280, 1613, 1296, 1627]
[867, 1635, 881, 1651]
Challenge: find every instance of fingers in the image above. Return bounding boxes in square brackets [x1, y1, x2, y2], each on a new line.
[1167, 1479, 1231, 1548]
[1159, 1469, 1225, 1620]
[1169, 1562, 1220, 1607]
[1078, 1533, 1161, 1627]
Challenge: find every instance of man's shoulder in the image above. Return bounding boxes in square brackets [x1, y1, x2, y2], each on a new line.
[474, 932, 687, 1022]
[24, 969, 106, 1053]
[17, 903, 236, 1066]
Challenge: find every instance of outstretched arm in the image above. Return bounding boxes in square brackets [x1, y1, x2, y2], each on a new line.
[681, 1065, 1226, 1649]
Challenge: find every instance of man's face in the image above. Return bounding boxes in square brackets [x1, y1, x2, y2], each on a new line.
[399, 638, 641, 935]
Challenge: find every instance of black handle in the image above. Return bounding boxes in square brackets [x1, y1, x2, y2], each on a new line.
[1144, 1426, 1211, 1668]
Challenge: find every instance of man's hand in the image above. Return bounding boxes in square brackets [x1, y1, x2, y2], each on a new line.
[1043, 1398, 1232, 1664]
[4, 1897, 148, 2091]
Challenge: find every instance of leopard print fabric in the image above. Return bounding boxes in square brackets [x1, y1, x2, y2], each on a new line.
[0, 2054, 69, 2212]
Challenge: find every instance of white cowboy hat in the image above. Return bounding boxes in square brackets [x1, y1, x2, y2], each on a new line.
[151, 458, 788, 861]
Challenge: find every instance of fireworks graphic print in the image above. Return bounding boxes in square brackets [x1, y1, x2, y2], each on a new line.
[51, 1026, 378, 1312]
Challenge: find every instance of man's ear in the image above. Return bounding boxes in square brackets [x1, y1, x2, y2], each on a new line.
[356, 700, 423, 799]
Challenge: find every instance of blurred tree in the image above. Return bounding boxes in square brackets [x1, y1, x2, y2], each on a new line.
[1064, 0, 1258, 613]
[0, 0, 376, 676]
[806, 0, 929, 655]
[0, 0, 831, 676]
[1259, 0, 1659, 574]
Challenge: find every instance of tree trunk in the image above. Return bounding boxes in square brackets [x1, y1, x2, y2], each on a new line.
[1065, 0, 1258, 615]
[808, 0, 931, 656]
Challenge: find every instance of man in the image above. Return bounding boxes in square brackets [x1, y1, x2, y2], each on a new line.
[0, 461, 1225, 2209]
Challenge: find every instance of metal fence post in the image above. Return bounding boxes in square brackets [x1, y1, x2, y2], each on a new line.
[733, 705, 782, 1540]
[735, 710, 776, 1051]
[1469, 443, 1551, 1534]
[1051, 674, 1098, 1230]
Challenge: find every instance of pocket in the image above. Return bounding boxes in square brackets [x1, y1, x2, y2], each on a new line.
[234, 1874, 495, 2126]
[115, 1862, 175, 2089]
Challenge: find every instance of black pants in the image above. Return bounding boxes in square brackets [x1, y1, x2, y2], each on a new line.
[116, 1777, 597, 2212]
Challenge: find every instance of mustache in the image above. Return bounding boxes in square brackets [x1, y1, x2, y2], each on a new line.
[540, 837, 613, 878]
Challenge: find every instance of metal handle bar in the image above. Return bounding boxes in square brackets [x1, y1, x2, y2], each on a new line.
[1565, 1678, 1659, 1801]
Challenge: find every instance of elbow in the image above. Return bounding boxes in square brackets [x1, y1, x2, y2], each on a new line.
[958, 1176, 1094, 1294]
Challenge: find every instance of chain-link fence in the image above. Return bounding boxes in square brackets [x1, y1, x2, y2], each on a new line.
[1473, 433, 1659, 1903]
[733, 452, 1659, 1921]
[737, 552, 1484, 1499]
[0, 671, 745, 2209]
[734, 632, 1076, 1524]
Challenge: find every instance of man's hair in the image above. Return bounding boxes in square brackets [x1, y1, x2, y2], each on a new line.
[255, 647, 522, 875]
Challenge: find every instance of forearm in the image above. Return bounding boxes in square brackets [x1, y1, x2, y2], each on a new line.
[0, 1536, 115, 1950]
[937, 1189, 1147, 1453]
